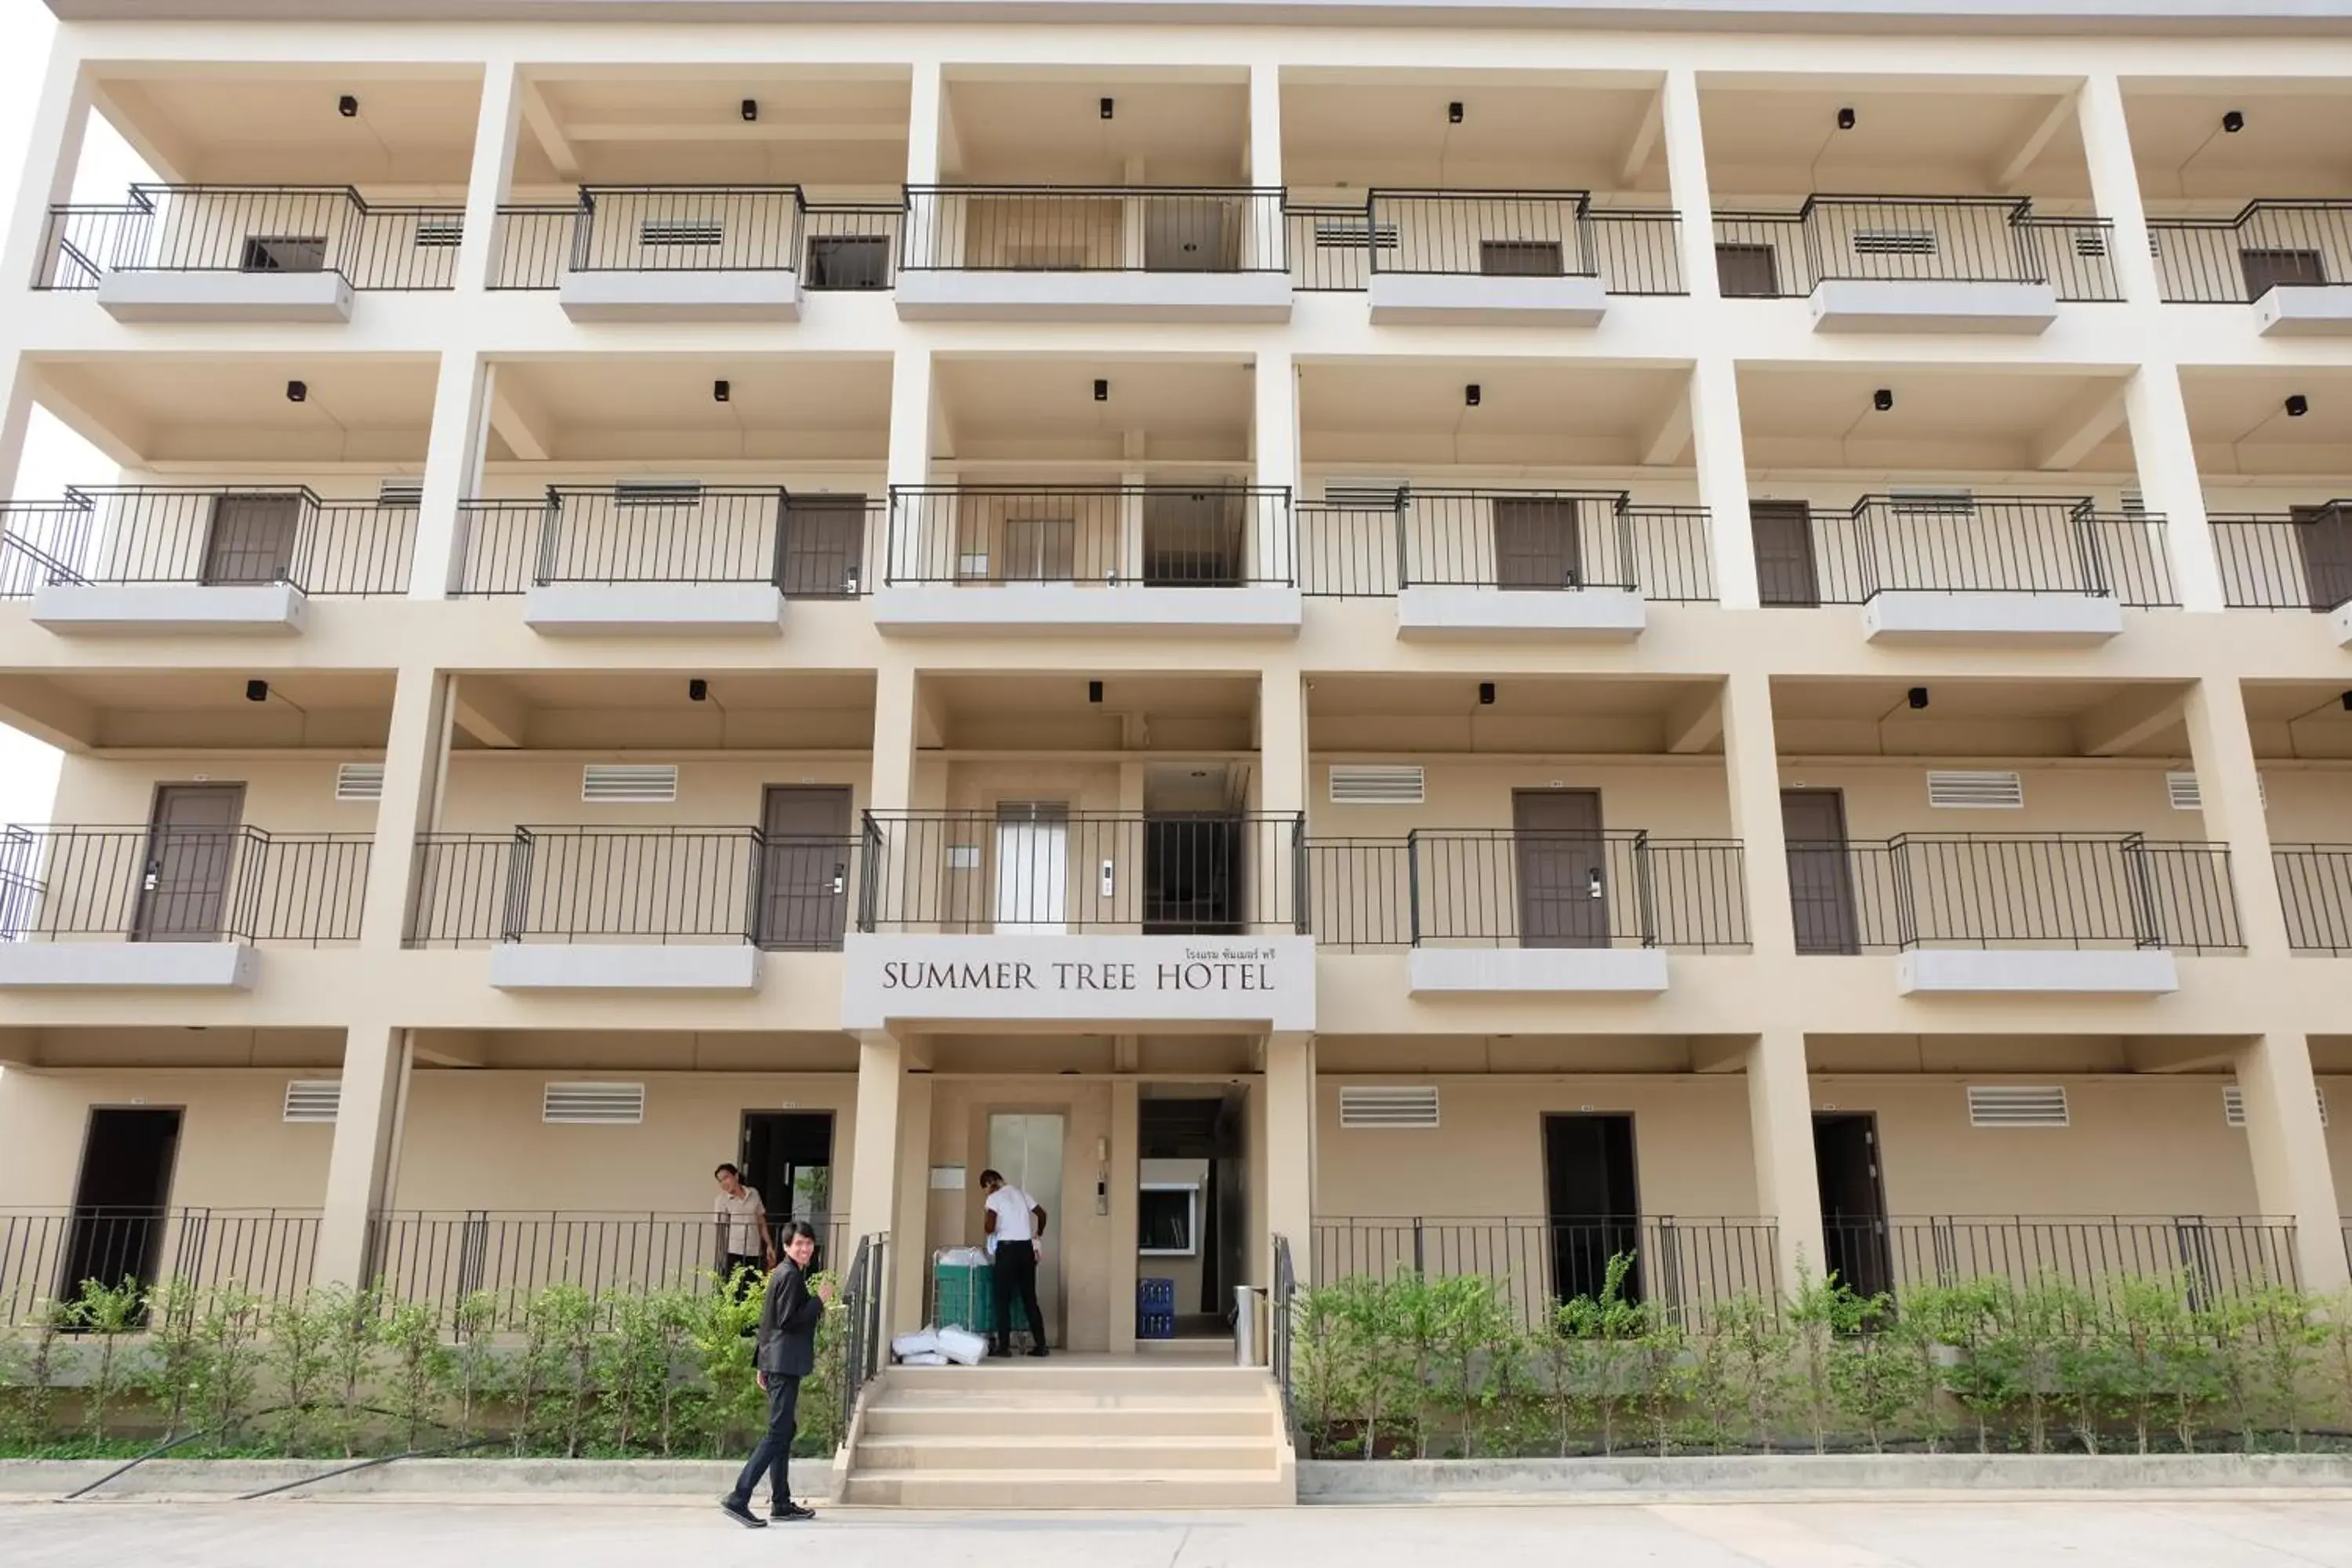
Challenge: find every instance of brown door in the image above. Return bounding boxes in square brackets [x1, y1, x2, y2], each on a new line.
[1751, 500, 1821, 608]
[1493, 497, 1584, 590]
[201, 494, 303, 586]
[1480, 240, 1564, 277]
[1514, 789, 1609, 949]
[1780, 789, 1860, 956]
[774, 495, 868, 597]
[1142, 491, 1244, 586]
[133, 784, 244, 942]
[1144, 197, 1241, 272]
[756, 786, 853, 949]
[2292, 503, 2352, 612]
[2240, 248, 2327, 299]
[1715, 242, 1781, 298]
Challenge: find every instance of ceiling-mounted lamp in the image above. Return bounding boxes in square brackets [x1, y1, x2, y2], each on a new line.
[688, 678, 710, 702]
[245, 679, 270, 703]
[1872, 387, 1894, 412]
[1447, 100, 1465, 125]
[1093, 378, 1109, 402]
[1100, 96, 1115, 120]
[1464, 383, 1482, 408]
[338, 94, 359, 118]
[713, 379, 731, 404]
[1478, 681, 1496, 706]
[2286, 393, 2310, 418]
[1907, 686, 1930, 710]
[2222, 109, 2246, 133]
[285, 379, 307, 404]
[1836, 106, 1857, 131]
[741, 98, 760, 122]
[1087, 679, 1105, 703]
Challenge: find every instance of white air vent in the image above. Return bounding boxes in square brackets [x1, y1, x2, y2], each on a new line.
[2224, 1084, 2328, 1128]
[1853, 229, 1939, 256]
[1890, 489, 1976, 517]
[641, 220, 723, 247]
[614, 481, 703, 506]
[1329, 764, 1425, 806]
[1338, 1085, 1441, 1130]
[582, 764, 677, 804]
[1316, 219, 1400, 251]
[335, 763, 384, 803]
[281, 1080, 340, 1123]
[413, 216, 463, 248]
[543, 1081, 645, 1125]
[1967, 1085, 2071, 1128]
[377, 480, 423, 509]
[1322, 479, 1409, 509]
[2073, 231, 2108, 257]
[2166, 772, 2265, 811]
[1927, 770, 2024, 810]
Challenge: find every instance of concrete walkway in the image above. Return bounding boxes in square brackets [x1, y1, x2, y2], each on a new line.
[8, 1495, 2352, 1566]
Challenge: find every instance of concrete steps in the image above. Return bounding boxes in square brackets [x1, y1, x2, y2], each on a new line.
[839, 1359, 1295, 1508]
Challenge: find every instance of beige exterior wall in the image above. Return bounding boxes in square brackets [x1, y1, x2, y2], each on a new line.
[0, 1068, 335, 1210]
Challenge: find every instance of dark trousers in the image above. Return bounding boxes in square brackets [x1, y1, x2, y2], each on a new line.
[729, 1373, 801, 1507]
[720, 1254, 764, 1298]
[991, 1240, 1047, 1352]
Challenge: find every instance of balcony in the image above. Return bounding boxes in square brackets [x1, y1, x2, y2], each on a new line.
[490, 186, 902, 318]
[0, 823, 368, 989]
[894, 187, 1291, 321]
[1784, 831, 2240, 995]
[1311, 831, 1748, 995]
[1297, 488, 1715, 637]
[456, 486, 881, 634]
[2212, 501, 2352, 642]
[871, 485, 1301, 636]
[38, 185, 463, 320]
[1711, 197, 2118, 332]
[1751, 494, 2173, 641]
[2276, 845, 2352, 955]
[2149, 201, 2352, 334]
[4, 487, 416, 634]
[845, 810, 1314, 1031]
[1289, 192, 1683, 322]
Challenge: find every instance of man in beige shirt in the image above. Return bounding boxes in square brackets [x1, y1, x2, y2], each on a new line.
[713, 1163, 773, 1291]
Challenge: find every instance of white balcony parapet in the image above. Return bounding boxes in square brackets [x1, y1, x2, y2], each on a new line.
[557, 270, 801, 322]
[894, 270, 1292, 323]
[488, 944, 760, 993]
[30, 582, 307, 635]
[521, 583, 786, 637]
[2254, 287, 2352, 337]
[1407, 946, 1668, 995]
[1862, 590, 2124, 646]
[1367, 273, 1609, 326]
[842, 933, 1316, 1031]
[2332, 601, 2352, 648]
[1810, 279, 2060, 334]
[1896, 948, 2180, 996]
[872, 583, 1302, 637]
[0, 942, 256, 990]
[1396, 586, 1645, 641]
[95, 270, 354, 323]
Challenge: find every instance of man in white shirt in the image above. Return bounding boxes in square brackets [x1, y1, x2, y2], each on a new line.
[979, 1168, 1049, 1358]
[713, 1163, 773, 1294]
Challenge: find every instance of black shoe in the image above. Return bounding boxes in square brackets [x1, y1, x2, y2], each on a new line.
[1027, 1345, 1050, 1358]
[771, 1501, 817, 1523]
[989, 1343, 1010, 1359]
[720, 1497, 767, 1530]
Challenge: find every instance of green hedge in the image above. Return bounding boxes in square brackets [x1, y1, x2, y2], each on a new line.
[1290, 1258, 2352, 1460]
[0, 1270, 850, 1461]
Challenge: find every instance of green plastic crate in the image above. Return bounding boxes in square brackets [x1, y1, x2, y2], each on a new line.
[932, 1258, 1030, 1334]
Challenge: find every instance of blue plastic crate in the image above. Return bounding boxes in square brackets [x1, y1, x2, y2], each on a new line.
[1137, 1311, 1176, 1340]
[1138, 1277, 1177, 1311]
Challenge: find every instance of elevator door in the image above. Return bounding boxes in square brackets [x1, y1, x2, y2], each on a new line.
[986, 1112, 1066, 1348]
[993, 804, 1069, 933]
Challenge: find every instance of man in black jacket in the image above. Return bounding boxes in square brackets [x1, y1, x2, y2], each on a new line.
[720, 1221, 833, 1527]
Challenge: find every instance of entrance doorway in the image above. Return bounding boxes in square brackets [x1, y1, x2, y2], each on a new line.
[739, 1111, 836, 1268]
[1814, 1112, 1894, 1301]
[1515, 789, 1610, 949]
[134, 783, 244, 942]
[1139, 1091, 1247, 1338]
[987, 1112, 1066, 1348]
[61, 1107, 183, 1301]
[1543, 1112, 1642, 1306]
[1492, 495, 1584, 590]
[756, 786, 852, 950]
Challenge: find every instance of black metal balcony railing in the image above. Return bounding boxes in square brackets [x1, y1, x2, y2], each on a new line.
[882, 485, 1294, 588]
[2211, 502, 2352, 612]
[37, 185, 463, 292]
[489, 187, 902, 290]
[1310, 1217, 1779, 1332]
[0, 825, 369, 946]
[1288, 194, 1685, 295]
[900, 186, 1288, 273]
[1785, 833, 2241, 955]
[0, 1207, 321, 1324]
[2148, 201, 2352, 303]
[858, 811, 1307, 935]
[0, 486, 416, 597]
[1755, 495, 2176, 608]
[456, 487, 882, 597]
[1307, 832, 1751, 953]
[406, 826, 858, 950]
[1839, 1215, 2300, 1312]
[1297, 488, 1715, 601]
[2275, 844, 2352, 955]
[1710, 196, 2122, 301]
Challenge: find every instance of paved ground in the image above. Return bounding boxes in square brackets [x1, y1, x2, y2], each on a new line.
[9, 1495, 2352, 1567]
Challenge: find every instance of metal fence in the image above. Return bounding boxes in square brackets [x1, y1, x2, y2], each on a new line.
[839, 1233, 889, 1418]
[37, 184, 463, 291]
[9, 486, 416, 596]
[1757, 495, 2175, 607]
[406, 826, 858, 950]
[1306, 833, 1750, 953]
[0, 825, 370, 945]
[858, 810, 1307, 935]
[1852, 1215, 2300, 1311]
[1788, 833, 2241, 954]
[456, 487, 882, 596]
[1, 1207, 321, 1325]
[901, 186, 1287, 272]
[1297, 489, 1715, 601]
[883, 485, 1294, 587]
[2210, 503, 2352, 612]
[1287, 196, 1683, 294]
[488, 189, 900, 290]
[2148, 201, 2352, 303]
[0, 503, 100, 597]
[1309, 1216, 1780, 1333]
[2275, 844, 2352, 955]
[1709, 196, 2121, 300]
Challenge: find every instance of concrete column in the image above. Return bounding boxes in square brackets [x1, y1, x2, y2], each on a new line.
[411, 351, 492, 601]
[1720, 667, 1794, 956]
[890, 1072, 935, 1334]
[1690, 358, 1756, 610]
[870, 663, 919, 815]
[1249, 64, 1283, 190]
[904, 62, 943, 267]
[0, 354, 43, 504]
[1258, 666, 1308, 821]
[2181, 676, 2291, 959]
[1658, 68, 1719, 302]
[2234, 1033, 2349, 1294]
[457, 62, 521, 293]
[1744, 1030, 1825, 1297]
[359, 667, 452, 951]
[887, 347, 935, 582]
[2122, 362, 2223, 614]
[2075, 75, 2161, 307]
[0, 42, 90, 296]
[1254, 350, 1299, 583]
[314, 1022, 410, 1288]
[848, 1032, 905, 1251]
[1108, 1080, 1141, 1352]
[1265, 1032, 1314, 1284]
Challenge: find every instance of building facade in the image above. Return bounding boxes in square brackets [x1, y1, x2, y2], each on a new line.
[2, 0, 2352, 1380]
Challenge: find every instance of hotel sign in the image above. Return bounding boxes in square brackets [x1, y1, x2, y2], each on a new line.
[840, 934, 1316, 1031]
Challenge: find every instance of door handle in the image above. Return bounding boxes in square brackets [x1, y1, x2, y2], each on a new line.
[143, 862, 162, 891]
[1587, 869, 1604, 899]
[829, 863, 845, 895]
